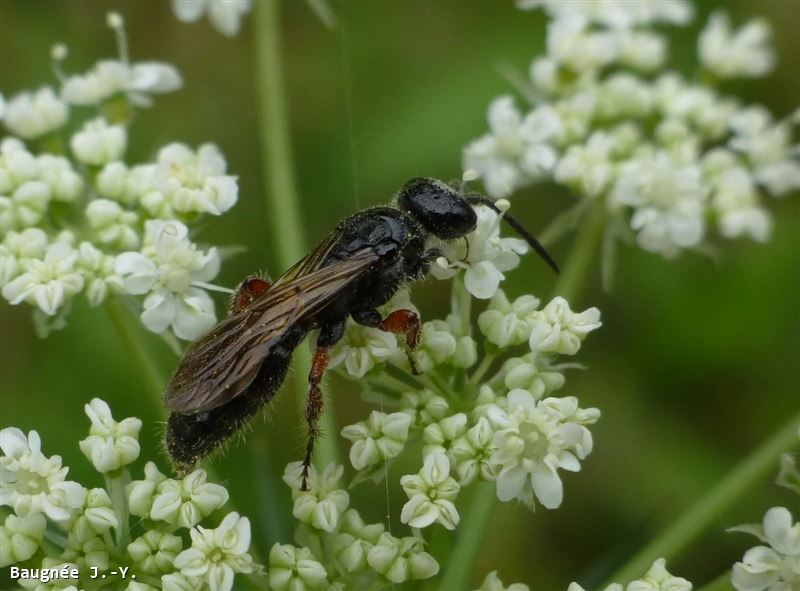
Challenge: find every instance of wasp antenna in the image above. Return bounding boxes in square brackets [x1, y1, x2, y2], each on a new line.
[465, 195, 559, 274]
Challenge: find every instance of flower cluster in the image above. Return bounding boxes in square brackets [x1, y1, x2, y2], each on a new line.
[569, 558, 692, 591]
[275, 462, 439, 588]
[730, 507, 800, 591]
[729, 441, 800, 591]
[466, 1, 799, 260]
[326, 201, 601, 525]
[171, 0, 252, 37]
[1, 12, 238, 340]
[0, 398, 257, 591]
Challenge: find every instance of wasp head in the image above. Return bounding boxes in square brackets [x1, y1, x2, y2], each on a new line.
[397, 177, 477, 241]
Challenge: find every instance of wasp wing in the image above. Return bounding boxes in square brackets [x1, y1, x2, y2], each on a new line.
[164, 248, 379, 414]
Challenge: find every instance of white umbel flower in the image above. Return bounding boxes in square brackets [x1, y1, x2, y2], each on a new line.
[474, 570, 530, 591]
[521, 1, 693, 30]
[545, 14, 618, 73]
[328, 322, 403, 377]
[501, 354, 565, 400]
[62, 59, 182, 107]
[451, 417, 497, 486]
[341, 412, 412, 470]
[699, 11, 775, 79]
[0, 180, 52, 233]
[333, 509, 385, 574]
[76, 242, 124, 306]
[61, 487, 118, 543]
[282, 463, 349, 533]
[1, 242, 84, 316]
[528, 297, 601, 356]
[431, 204, 529, 299]
[401, 389, 450, 428]
[554, 132, 616, 198]
[0, 428, 84, 520]
[611, 151, 708, 257]
[268, 543, 328, 591]
[729, 108, 800, 197]
[710, 167, 772, 242]
[478, 290, 540, 347]
[115, 220, 220, 340]
[144, 468, 228, 528]
[85, 199, 139, 250]
[400, 452, 461, 530]
[2, 87, 68, 140]
[487, 391, 599, 509]
[463, 96, 561, 198]
[731, 507, 800, 591]
[70, 117, 127, 166]
[172, 0, 252, 37]
[127, 530, 183, 575]
[0, 138, 39, 193]
[36, 155, 83, 202]
[78, 398, 142, 473]
[127, 461, 167, 518]
[569, 558, 691, 591]
[367, 532, 439, 583]
[0, 513, 47, 567]
[174, 512, 254, 591]
[153, 143, 238, 216]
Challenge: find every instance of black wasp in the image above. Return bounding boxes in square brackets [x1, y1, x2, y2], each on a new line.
[163, 177, 558, 488]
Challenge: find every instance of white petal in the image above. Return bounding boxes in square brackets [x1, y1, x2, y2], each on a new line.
[172, 0, 206, 22]
[464, 261, 504, 300]
[531, 462, 563, 509]
[130, 63, 183, 94]
[141, 290, 177, 333]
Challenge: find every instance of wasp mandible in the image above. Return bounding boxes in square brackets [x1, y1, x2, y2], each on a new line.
[163, 177, 558, 488]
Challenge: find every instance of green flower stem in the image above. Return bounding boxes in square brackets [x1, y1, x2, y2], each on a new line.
[452, 275, 472, 334]
[254, 0, 339, 470]
[440, 201, 605, 589]
[437, 482, 498, 590]
[105, 297, 163, 410]
[606, 409, 800, 586]
[468, 351, 497, 389]
[552, 202, 605, 301]
[105, 469, 132, 550]
[696, 571, 735, 591]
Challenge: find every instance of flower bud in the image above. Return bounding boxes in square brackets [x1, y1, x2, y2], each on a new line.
[79, 398, 142, 473]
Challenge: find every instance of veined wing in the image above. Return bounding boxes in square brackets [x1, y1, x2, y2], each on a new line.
[164, 248, 379, 414]
[271, 231, 340, 287]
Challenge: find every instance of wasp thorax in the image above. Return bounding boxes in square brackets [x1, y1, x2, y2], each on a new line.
[397, 177, 477, 241]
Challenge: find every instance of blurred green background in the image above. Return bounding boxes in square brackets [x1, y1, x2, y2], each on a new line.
[2, 0, 799, 588]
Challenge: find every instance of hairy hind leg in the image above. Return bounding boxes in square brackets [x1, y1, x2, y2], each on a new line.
[353, 308, 422, 374]
[301, 320, 345, 491]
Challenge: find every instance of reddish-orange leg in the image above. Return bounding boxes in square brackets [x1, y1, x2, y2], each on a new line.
[301, 346, 330, 491]
[354, 308, 422, 374]
[230, 276, 271, 313]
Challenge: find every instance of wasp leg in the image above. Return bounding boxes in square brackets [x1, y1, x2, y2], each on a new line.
[230, 275, 271, 313]
[353, 308, 422, 374]
[301, 320, 345, 491]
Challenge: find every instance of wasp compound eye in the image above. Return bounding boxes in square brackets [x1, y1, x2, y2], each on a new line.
[397, 177, 477, 240]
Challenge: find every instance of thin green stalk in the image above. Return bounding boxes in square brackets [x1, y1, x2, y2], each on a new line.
[105, 297, 163, 409]
[105, 470, 131, 550]
[440, 201, 604, 589]
[437, 482, 497, 590]
[696, 571, 735, 591]
[607, 409, 800, 585]
[254, 0, 339, 469]
[467, 351, 497, 389]
[254, 0, 305, 264]
[552, 202, 605, 301]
